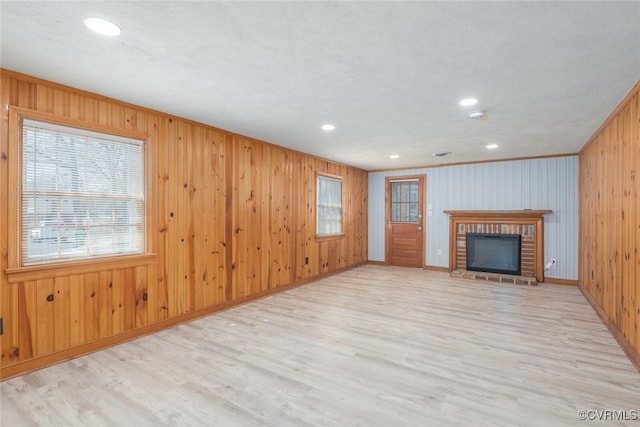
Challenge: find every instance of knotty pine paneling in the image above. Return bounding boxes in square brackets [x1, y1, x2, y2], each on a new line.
[579, 81, 640, 366]
[0, 70, 367, 377]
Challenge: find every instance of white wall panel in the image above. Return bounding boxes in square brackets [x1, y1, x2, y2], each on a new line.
[368, 156, 578, 280]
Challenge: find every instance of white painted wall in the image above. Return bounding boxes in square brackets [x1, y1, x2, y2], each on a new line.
[368, 156, 578, 280]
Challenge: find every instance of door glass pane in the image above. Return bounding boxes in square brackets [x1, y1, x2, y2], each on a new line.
[391, 181, 419, 223]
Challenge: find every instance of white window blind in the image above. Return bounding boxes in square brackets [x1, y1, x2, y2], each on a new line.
[317, 175, 342, 235]
[21, 119, 144, 265]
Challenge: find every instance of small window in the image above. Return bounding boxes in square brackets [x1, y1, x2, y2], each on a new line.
[316, 174, 343, 236]
[390, 180, 419, 223]
[21, 118, 145, 265]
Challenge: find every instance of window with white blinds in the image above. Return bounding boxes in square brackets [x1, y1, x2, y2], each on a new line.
[316, 174, 343, 235]
[21, 119, 144, 265]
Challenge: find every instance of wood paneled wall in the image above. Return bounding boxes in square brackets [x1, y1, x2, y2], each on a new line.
[0, 70, 367, 378]
[579, 81, 639, 369]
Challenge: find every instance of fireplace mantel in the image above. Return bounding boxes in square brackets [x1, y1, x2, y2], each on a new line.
[443, 210, 552, 282]
[443, 210, 552, 219]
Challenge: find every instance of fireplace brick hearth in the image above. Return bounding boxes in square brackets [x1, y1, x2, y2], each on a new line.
[458, 224, 534, 277]
[443, 210, 552, 284]
[450, 268, 538, 286]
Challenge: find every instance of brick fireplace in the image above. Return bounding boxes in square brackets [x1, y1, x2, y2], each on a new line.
[443, 210, 552, 284]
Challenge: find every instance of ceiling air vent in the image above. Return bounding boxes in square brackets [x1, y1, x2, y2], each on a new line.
[432, 151, 451, 158]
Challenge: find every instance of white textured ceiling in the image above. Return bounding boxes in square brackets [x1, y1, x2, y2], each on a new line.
[1, 1, 639, 170]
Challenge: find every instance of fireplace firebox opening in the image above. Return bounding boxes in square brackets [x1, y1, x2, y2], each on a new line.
[466, 233, 521, 276]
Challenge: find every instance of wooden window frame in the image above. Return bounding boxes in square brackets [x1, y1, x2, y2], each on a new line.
[315, 172, 345, 239]
[6, 107, 155, 281]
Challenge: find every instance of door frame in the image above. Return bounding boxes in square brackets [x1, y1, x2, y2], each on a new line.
[384, 174, 427, 267]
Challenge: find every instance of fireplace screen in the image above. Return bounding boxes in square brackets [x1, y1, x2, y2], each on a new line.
[466, 233, 521, 275]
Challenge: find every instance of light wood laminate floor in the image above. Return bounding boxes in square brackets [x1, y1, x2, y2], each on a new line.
[2, 266, 639, 426]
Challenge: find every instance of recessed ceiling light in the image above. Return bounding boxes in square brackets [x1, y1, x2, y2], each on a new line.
[321, 124, 335, 131]
[390, 154, 399, 159]
[459, 98, 478, 107]
[486, 144, 498, 150]
[84, 17, 121, 36]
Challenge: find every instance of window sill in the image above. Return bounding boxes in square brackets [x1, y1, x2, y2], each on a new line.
[315, 233, 346, 241]
[5, 254, 156, 283]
